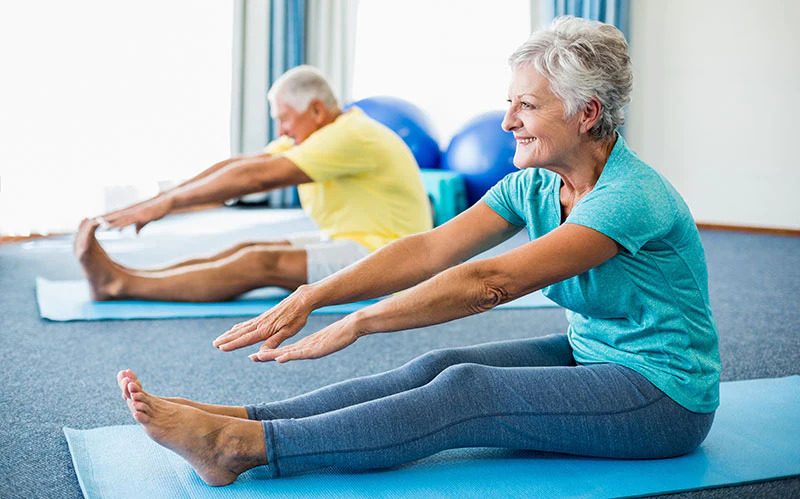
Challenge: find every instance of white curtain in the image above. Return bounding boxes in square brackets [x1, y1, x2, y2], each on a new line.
[305, 0, 359, 106]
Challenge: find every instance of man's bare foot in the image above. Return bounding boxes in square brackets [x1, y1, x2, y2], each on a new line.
[74, 219, 128, 300]
[118, 370, 266, 487]
[116, 370, 249, 419]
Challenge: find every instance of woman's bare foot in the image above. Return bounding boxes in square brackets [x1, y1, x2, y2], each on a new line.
[117, 370, 266, 487]
[74, 219, 128, 300]
[116, 370, 249, 419]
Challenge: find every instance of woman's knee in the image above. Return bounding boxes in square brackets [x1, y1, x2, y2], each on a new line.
[431, 363, 489, 390]
[401, 348, 469, 378]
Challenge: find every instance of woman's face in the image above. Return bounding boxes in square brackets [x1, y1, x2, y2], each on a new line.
[502, 66, 583, 169]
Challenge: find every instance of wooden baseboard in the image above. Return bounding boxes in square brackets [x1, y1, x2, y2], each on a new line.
[0, 233, 64, 245]
[4, 219, 798, 244]
[696, 223, 800, 237]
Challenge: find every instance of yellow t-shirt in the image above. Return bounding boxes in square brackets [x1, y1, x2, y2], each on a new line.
[265, 108, 432, 251]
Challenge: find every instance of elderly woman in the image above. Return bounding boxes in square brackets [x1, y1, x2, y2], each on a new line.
[117, 16, 720, 486]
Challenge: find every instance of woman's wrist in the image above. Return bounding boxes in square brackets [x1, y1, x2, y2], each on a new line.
[294, 283, 324, 311]
[348, 309, 375, 338]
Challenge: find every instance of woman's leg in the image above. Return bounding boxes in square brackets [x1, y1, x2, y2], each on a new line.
[246, 334, 575, 421]
[262, 362, 714, 478]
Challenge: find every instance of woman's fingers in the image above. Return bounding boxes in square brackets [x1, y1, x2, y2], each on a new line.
[214, 317, 262, 349]
[251, 324, 357, 363]
[216, 324, 265, 351]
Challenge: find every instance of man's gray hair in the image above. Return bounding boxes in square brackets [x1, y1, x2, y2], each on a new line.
[268, 65, 339, 117]
[509, 16, 632, 140]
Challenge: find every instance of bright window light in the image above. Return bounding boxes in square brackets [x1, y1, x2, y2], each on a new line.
[352, 1, 530, 146]
[0, 1, 233, 236]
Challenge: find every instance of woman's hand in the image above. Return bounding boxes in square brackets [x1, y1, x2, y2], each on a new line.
[213, 290, 313, 354]
[99, 195, 173, 233]
[250, 313, 368, 363]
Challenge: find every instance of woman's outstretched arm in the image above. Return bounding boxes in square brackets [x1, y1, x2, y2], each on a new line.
[253, 222, 620, 363]
[213, 202, 521, 353]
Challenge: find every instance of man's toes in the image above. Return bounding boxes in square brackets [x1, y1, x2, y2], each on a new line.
[79, 218, 99, 234]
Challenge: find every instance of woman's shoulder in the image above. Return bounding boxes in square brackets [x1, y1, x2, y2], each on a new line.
[601, 138, 679, 206]
[500, 167, 559, 194]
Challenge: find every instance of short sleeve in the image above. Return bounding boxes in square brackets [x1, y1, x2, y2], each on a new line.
[283, 119, 376, 182]
[264, 135, 295, 155]
[480, 171, 527, 227]
[566, 179, 675, 255]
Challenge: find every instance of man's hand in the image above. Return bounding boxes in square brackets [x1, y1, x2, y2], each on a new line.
[99, 195, 173, 233]
[250, 313, 367, 363]
[213, 291, 313, 355]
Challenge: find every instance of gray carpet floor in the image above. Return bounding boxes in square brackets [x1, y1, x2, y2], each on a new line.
[1, 207, 798, 498]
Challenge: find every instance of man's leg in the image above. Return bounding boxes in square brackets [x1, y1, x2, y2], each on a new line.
[120, 371, 266, 486]
[136, 240, 291, 272]
[75, 219, 306, 301]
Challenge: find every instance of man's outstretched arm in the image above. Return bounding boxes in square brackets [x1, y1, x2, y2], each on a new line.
[99, 155, 311, 232]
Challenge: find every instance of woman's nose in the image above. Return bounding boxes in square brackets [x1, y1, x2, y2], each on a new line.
[501, 109, 519, 132]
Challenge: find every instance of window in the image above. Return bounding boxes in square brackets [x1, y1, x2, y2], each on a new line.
[0, 1, 233, 235]
[351, 1, 531, 145]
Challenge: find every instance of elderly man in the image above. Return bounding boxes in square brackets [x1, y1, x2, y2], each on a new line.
[75, 65, 432, 302]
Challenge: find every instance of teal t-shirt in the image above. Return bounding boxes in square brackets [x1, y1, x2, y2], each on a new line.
[481, 134, 720, 413]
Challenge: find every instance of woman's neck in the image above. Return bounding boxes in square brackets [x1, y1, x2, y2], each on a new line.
[553, 134, 617, 222]
[556, 134, 617, 195]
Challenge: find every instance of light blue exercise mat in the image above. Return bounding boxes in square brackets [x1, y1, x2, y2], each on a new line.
[64, 376, 800, 499]
[36, 277, 558, 321]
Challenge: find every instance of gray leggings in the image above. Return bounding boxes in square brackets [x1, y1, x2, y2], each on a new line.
[246, 334, 714, 478]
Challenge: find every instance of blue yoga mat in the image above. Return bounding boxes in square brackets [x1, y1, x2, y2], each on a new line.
[36, 277, 558, 321]
[64, 376, 799, 499]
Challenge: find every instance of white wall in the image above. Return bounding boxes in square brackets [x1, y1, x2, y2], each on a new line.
[626, 0, 800, 230]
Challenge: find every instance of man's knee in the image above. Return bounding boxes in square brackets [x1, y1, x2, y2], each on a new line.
[240, 246, 307, 281]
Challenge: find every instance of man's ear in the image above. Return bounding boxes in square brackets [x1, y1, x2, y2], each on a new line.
[579, 97, 603, 134]
[309, 99, 327, 124]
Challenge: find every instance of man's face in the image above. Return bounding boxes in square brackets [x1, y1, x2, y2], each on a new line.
[274, 99, 320, 145]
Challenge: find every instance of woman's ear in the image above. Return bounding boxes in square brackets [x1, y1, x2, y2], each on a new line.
[579, 98, 603, 134]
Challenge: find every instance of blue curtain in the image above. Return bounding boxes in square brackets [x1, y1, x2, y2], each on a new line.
[541, 0, 630, 39]
[268, 0, 305, 141]
[268, 0, 305, 207]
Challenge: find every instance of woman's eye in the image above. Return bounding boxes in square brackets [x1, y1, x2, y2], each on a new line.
[520, 101, 533, 109]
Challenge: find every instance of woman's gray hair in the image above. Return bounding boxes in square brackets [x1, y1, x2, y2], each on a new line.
[268, 65, 339, 117]
[509, 16, 632, 140]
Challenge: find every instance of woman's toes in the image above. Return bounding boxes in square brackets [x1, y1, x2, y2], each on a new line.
[133, 411, 150, 424]
[126, 397, 137, 414]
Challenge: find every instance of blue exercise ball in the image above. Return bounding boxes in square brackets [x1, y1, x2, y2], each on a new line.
[347, 96, 442, 169]
[443, 110, 518, 205]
